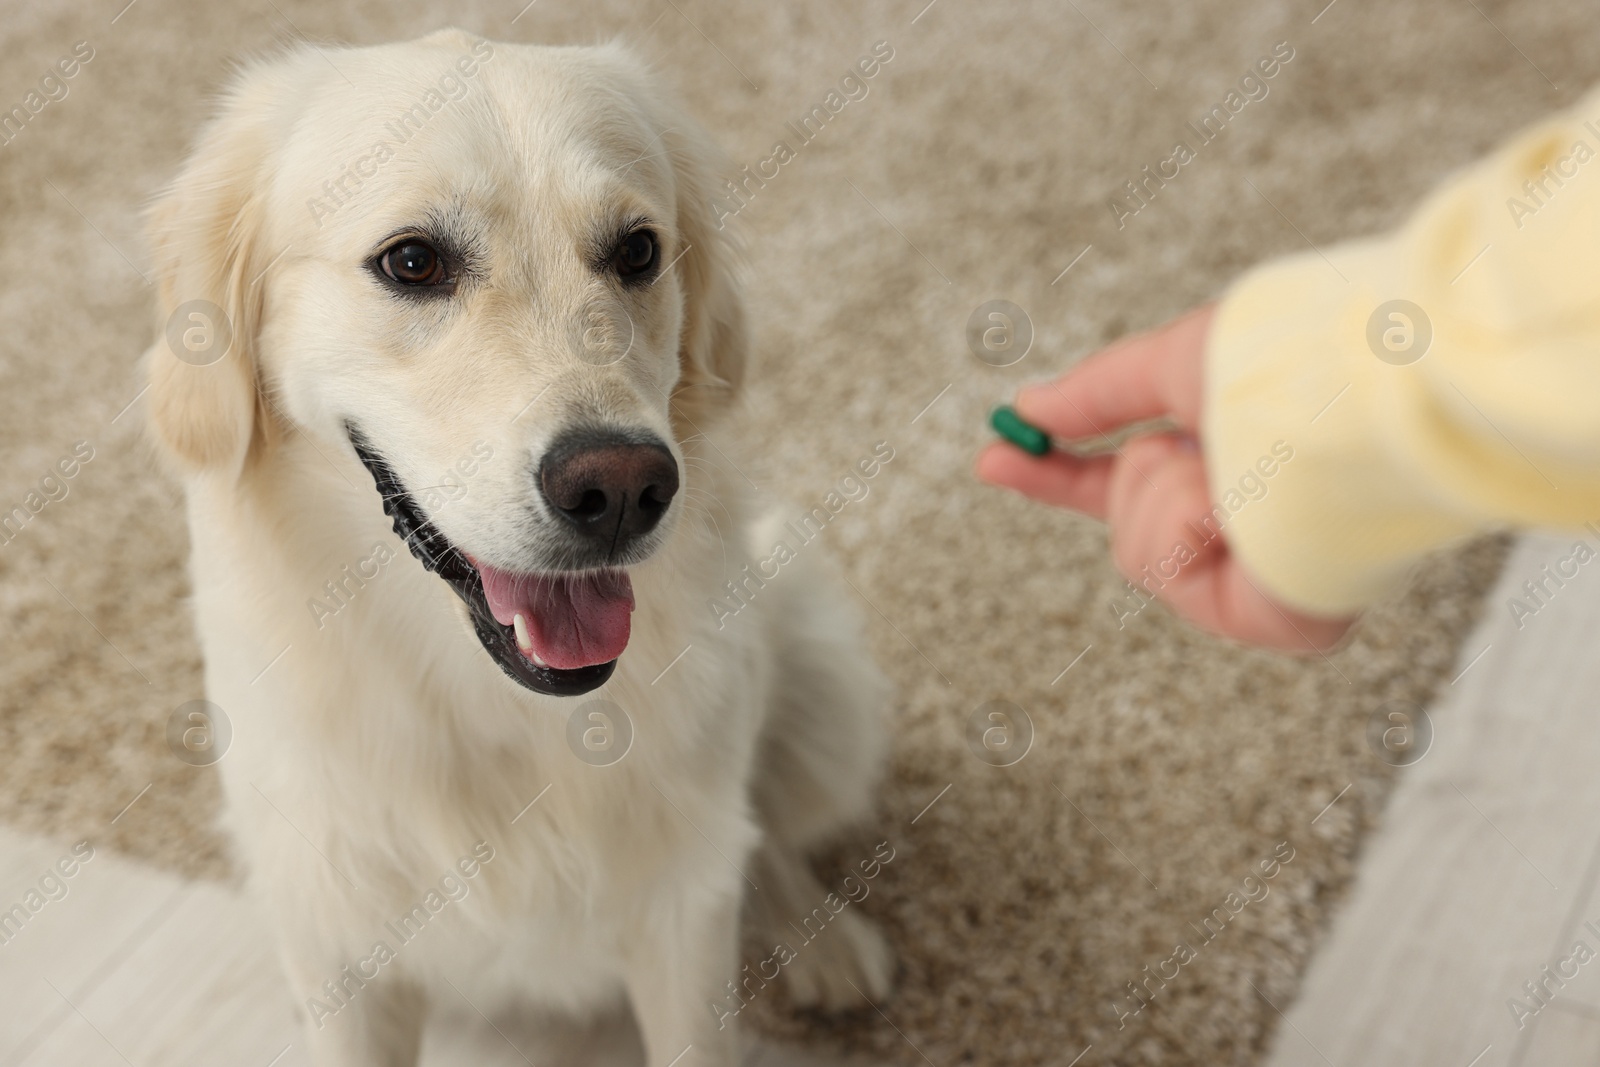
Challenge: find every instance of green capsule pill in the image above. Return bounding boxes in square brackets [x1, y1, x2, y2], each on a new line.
[990, 405, 1051, 456]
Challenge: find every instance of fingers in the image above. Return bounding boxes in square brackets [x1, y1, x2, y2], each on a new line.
[1096, 436, 1355, 652]
[1205, 564, 1355, 654]
[974, 442, 1114, 519]
[1015, 304, 1213, 440]
[1104, 435, 1220, 584]
[1158, 559, 1354, 653]
[977, 425, 1358, 653]
[978, 297, 1347, 654]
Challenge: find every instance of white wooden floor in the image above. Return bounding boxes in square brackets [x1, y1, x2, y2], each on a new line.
[6, 532, 1600, 1066]
[0, 825, 864, 1067]
[1266, 532, 1600, 1067]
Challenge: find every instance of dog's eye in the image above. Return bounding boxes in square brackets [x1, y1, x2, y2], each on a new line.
[612, 230, 659, 280]
[378, 240, 448, 287]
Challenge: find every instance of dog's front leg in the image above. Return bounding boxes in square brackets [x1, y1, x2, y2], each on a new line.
[288, 957, 426, 1067]
[623, 888, 741, 1067]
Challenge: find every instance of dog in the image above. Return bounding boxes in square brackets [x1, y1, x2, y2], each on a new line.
[142, 30, 892, 1067]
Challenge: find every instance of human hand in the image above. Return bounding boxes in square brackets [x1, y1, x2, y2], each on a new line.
[975, 304, 1353, 653]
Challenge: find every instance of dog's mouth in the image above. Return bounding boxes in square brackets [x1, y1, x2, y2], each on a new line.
[347, 425, 628, 697]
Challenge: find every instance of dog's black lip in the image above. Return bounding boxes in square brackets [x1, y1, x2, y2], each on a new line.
[345, 423, 616, 698]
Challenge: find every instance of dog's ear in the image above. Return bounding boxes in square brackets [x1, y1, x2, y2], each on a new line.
[144, 62, 290, 477]
[662, 119, 748, 431]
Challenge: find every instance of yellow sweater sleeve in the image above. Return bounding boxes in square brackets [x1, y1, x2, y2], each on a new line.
[1205, 87, 1600, 617]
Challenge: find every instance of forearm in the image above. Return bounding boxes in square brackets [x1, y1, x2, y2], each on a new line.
[1205, 87, 1600, 615]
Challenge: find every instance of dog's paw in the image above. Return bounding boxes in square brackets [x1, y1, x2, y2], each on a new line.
[782, 908, 895, 1012]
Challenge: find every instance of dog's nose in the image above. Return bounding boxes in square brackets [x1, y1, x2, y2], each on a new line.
[538, 430, 679, 551]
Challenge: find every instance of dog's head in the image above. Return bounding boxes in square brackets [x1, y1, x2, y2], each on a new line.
[144, 31, 745, 696]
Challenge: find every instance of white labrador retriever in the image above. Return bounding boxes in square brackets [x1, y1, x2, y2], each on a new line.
[143, 29, 891, 1067]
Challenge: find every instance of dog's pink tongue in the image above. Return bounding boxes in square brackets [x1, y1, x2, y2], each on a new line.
[476, 565, 634, 671]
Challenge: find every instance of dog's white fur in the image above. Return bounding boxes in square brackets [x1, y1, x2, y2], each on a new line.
[143, 30, 890, 1067]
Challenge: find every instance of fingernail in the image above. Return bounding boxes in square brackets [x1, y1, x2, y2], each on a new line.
[1015, 383, 1049, 411]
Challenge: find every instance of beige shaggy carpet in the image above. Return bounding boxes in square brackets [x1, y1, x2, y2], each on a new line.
[0, 0, 1586, 1063]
